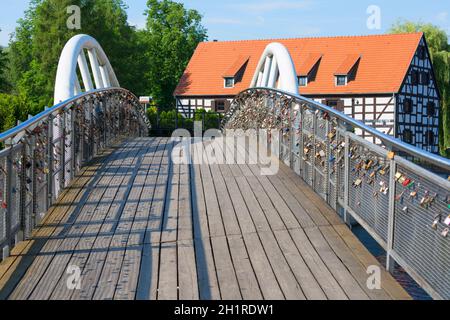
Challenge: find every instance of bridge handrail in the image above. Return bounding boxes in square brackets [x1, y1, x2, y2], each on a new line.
[225, 87, 450, 299]
[0, 87, 145, 143]
[236, 87, 450, 172]
[0, 88, 149, 262]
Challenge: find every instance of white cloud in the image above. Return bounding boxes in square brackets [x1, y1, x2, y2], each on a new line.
[231, 0, 312, 13]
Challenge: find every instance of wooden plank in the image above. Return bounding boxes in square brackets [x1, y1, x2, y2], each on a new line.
[157, 241, 178, 300]
[3, 143, 128, 300]
[199, 141, 225, 238]
[241, 232, 284, 300]
[177, 160, 193, 241]
[269, 175, 329, 227]
[333, 224, 411, 300]
[251, 174, 302, 230]
[208, 166, 242, 236]
[319, 225, 391, 300]
[88, 139, 155, 300]
[33, 142, 140, 300]
[278, 163, 343, 225]
[210, 235, 241, 300]
[242, 176, 285, 232]
[190, 140, 221, 300]
[273, 229, 326, 300]
[257, 231, 305, 300]
[227, 235, 263, 300]
[135, 242, 160, 300]
[304, 226, 370, 300]
[71, 141, 145, 300]
[276, 167, 342, 226]
[114, 138, 165, 300]
[157, 143, 179, 300]
[178, 239, 199, 300]
[137, 140, 171, 300]
[288, 227, 348, 300]
[115, 139, 163, 300]
[55, 140, 148, 300]
[93, 139, 157, 300]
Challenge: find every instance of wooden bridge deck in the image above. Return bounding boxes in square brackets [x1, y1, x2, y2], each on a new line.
[0, 137, 410, 300]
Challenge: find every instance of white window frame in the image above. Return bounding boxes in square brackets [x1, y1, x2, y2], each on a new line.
[224, 77, 235, 88]
[298, 76, 308, 87]
[335, 75, 348, 86]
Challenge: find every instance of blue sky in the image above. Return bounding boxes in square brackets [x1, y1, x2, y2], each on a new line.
[1, 0, 449, 46]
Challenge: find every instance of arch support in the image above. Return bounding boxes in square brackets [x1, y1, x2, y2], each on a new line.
[250, 42, 298, 95]
[54, 34, 119, 103]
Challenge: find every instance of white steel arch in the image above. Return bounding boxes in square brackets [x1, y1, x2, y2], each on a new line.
[54, 34, 119, 103]
[250, 42, 299, 95]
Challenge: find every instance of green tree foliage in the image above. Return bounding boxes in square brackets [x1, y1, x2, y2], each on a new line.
[0, 47, 9, 93]
[0, 94, 30, 132]
[389, 21, 450, 157]
[8, 0, 143, 109]
[140, 0, 207, 109]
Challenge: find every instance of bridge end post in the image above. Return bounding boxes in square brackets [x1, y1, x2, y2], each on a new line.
[2, 140, 13, 261]
[386, 153, 397, 274]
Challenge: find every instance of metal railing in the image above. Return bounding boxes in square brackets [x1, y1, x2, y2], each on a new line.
[224, 87, 450, 300]
[0, 88, 149, 260]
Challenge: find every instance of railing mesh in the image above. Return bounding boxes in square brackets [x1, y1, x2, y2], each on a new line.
[393, 162, 450, 298]
[224, 88, 450, 299]
[0, 88, 149, 260]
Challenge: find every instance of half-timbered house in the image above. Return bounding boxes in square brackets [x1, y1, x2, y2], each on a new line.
[174, 33, 440, 153]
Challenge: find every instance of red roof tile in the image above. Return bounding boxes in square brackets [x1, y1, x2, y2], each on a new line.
[174, 33, 423, 96]
[223, 55, 250, 77]
[335, 54, 361, 75]
[297, 53, 322, 76]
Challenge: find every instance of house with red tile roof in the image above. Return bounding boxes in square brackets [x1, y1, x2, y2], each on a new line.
[174, 33, 440, 153]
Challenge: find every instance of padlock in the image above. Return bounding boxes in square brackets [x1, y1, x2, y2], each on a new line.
[431, 219, 439, 230]
[401, 179, 412, 187]
[442, 228, 449, 238]
[444, 214, 450, 226]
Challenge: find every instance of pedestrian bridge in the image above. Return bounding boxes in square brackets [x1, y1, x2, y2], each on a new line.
[0, 35, 449, 300]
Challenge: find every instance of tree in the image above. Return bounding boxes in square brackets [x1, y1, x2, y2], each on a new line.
[140, 0, 207, 109]
[0, 29, 11, 93]
[8, 0, 143, 110]
[389, 21, 450, 157]
[0, 47, 8, 93]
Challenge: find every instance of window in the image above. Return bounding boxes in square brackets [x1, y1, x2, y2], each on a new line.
[420, 71, 430, 85]
[424, 130, 434, 146]
[224, 77, 234, 88]
[216, 100, 226, 112]
[411, 70, 419, 85]
[298, 76, 308, 87]
[427, 101, 436, 117]
[403, 98, 413, 114]
[418, 46, 427, 60]
[403, 129, 413, 144]
[325, 100, 344, 112]
[336, 75, 347, 86]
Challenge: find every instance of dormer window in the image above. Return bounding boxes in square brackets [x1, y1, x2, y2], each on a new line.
[297, 53, 322, 87]
[222, 55, 249, 89]
[224, 77, 234, 88]
[298, 76, 308, 87]
[334, 54, 361, 87]
[336, 75, 347, 86]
